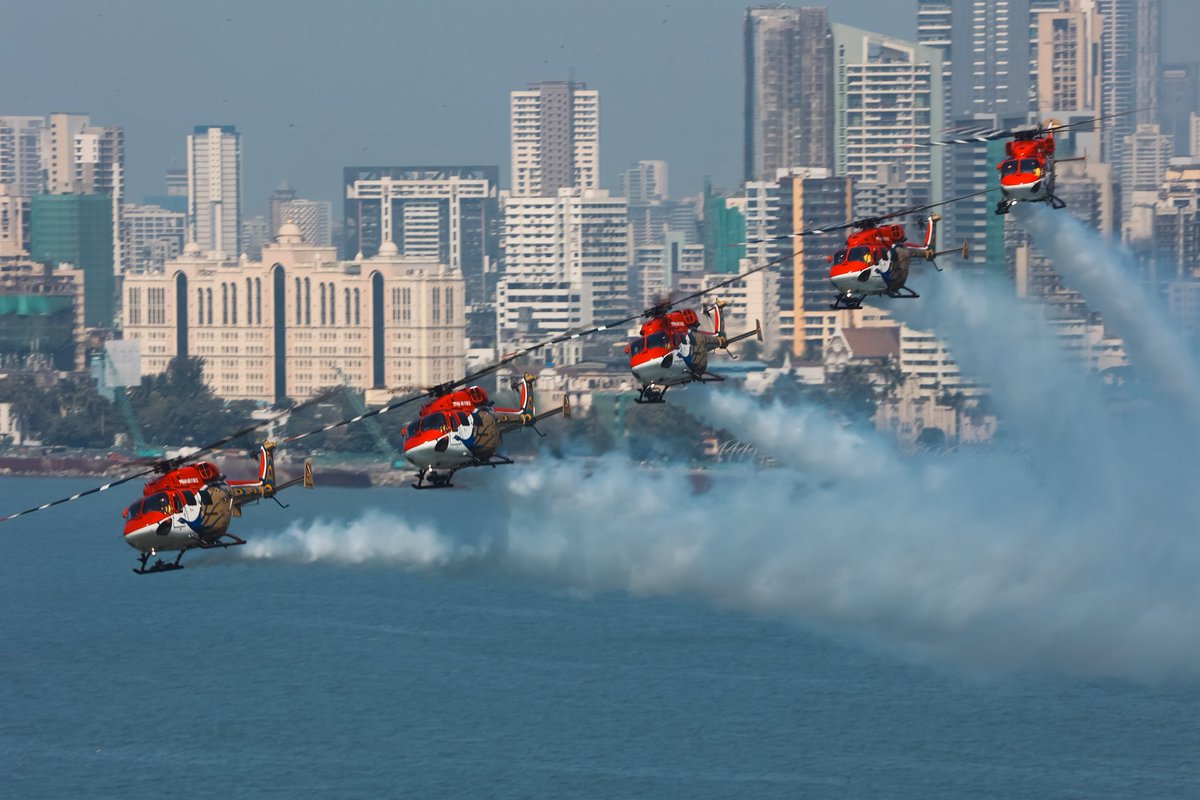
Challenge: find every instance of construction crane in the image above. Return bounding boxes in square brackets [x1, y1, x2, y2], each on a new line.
[332, 366, 406, 469]
[96, 349, 162, 459]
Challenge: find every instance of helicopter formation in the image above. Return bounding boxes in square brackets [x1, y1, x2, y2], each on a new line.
[0, 111, 1118, 573]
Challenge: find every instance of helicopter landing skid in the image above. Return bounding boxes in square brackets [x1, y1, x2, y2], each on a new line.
[133, 550, 185, 575]
[831, 294, 865, 310]
[195, 534, 248, 550]
[1047, 194, 1067, 209]
[885, 286, 920, 300]
[635, 385, 668, 404]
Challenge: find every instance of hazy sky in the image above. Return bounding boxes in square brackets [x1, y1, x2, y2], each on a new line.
[2, 0, 1197, 217]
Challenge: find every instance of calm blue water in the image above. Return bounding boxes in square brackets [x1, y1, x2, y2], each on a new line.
[1, 474, 1198, 798]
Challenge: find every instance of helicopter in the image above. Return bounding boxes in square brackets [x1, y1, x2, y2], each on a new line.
[120, 442, 312, 574]
[926, 111, 1139, 215]
[738, 192, 986, 311]
[399, 372, 570, 489]
[0, 392, 333, 574]
[828, 213, 969, 310]
[626, 297, 762, 404]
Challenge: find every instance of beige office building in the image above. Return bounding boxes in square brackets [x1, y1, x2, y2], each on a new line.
[123, 222, 465, 402]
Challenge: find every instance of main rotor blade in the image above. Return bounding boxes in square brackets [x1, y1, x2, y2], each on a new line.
[738, 187, 999, 246]
[279, 391, 428, 446]
[0, 386, 343, 523]
[928, 107, 1149, 146]
[0, 467, 160, 523]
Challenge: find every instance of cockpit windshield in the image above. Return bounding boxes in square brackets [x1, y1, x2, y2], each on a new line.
[123, 492, 170, 519]
[418, 412, 447, 433]
[646, 332, 669, 350]
[838, 246, 872, 264]
[629, 337, 645, 356]
[1000, 158, 1041, 176]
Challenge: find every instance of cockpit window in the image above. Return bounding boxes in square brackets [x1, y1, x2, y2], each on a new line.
[419, 412, 447, 432]
[124, 492, 170, 519]
[842, 246, 872, 263]
[1001, 158, 1041, 176]
[629, 337, 644, 356]
[646, 332, 669, 350]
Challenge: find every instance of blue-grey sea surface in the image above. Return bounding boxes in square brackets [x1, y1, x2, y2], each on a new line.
[1, 474, 1198, 799]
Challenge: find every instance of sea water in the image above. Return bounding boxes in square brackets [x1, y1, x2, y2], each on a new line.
[1, 474, 1198, 799]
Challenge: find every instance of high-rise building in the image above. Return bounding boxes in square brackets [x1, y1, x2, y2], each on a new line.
[144, 168, 189, 214]
[280, 198, 332, 247]
[831, 24, 944, 210]
[498, 188, 629, 360]
[702, 182, 746, 275]
[510, 81, 599, 197]
[29, 193, 115, 328]
[621, 160, 668, 204]
[342, 166, 500, 313]
[1095, 0, 1161, 178]
[122, 221, 466, 401]
[186, 125, 241, 257]
[772, 169, 853, 358]
[1124, 123, 1173, 194]
[632, 232, 704, 309]
[0, 116, 47, 197]
[0, 185, 29, 257]
[240, 215, 269, 261]
[120, 203, 185, 273]
[1034, 0, 1103, 115]
[268, 180, 298, 235]
[743, 6, 834, 181]
[916, 0, 1033, 120]
[1159, 64, 1200, 157]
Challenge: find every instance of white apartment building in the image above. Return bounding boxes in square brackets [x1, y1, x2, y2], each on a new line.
[121, 203, 185, 273]
[632, 232, 703, 309]
[280, 198, 332, 247]
[0, 116, 47, 196]
[187, 125, 241, 258]
[0, 185, 28, 257]
[123, 221, 465, 402]
[831, 24, 944, 206]
[621, 160, 669, 204]
[510, 81, 599, 197]
[499, 189, 630, 350]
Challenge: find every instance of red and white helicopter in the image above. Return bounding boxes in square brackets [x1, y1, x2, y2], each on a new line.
[627, 298, 762, 404]
[119, 442, 312, 574]
[398, 373, 569, 488]
[0, 396, 329, 574]
[926, 112, 1138, 215]
[740, 192, 984, 311]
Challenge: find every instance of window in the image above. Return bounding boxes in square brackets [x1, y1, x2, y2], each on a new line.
[148, 287, 166, 325]
[329, 283, 336, 326]
[246, 278, 253, 325]
[391, 287, 402, 323]
[646, 331, 669, 350]
[255, 278, 262, 325]
[419, 412, 447, 432]
[431, 287, 441, 323]
[195, 288, 204, 326]
[402, 287, 412, 323]
[304, 278, 311, 325]
[206, 288, 213, 325]
[353, 288, 361, 325]
[231, 283, 238, 325]
[320, 283, 327, 325]
[128, 288, 142, 325]
[295, 278, 302, 324]
[344, 288, 351, 326]
[444, 287, 453, 325]
[222, 284, 229, 325]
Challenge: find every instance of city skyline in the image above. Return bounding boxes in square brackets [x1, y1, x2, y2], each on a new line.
[4, 0, 1196, 212]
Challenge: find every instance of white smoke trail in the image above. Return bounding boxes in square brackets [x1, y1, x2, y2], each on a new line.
[237, 451, 1200, 681]
[1015, 202, 1200, 414]
[231, 262, 1200, 682]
